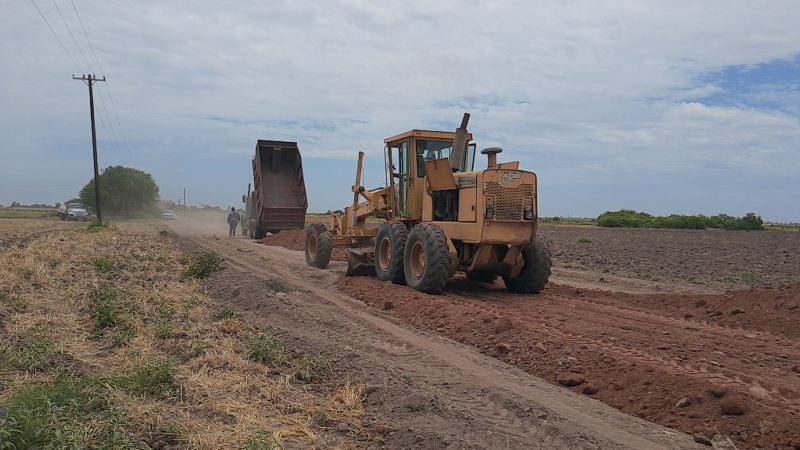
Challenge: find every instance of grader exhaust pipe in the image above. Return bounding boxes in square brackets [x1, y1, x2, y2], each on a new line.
[449, 113, 471, 172]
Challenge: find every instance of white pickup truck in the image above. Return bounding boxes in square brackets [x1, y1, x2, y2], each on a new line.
[57, 202, 90, 221]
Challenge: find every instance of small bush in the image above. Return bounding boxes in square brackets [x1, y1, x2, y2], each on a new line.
[92, 256, 115, 273]
[243, 430, 280, 450]
[159, 228, 169, 237]
[182, 252, 223, 279]
[576, 236, 592, 244]
[248, 330, 285, 365]
[116, 359, 175, 399]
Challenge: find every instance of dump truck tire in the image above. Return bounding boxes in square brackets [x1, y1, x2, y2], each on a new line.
[375, 221, 408, 283]
[467, 271, 498, 284]
[404, 223, 450, 294]
[305, 223, 332, 268]
[502, 237, 552, 294]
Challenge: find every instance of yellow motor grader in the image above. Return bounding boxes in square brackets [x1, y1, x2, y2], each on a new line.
[304, 113, 551, 294]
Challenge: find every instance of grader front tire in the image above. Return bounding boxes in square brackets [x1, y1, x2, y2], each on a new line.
[403, 223, 450, 294]
[503, 237, 552, 294]
[375, 221, 408, 283]
[305, 223, 333, 268]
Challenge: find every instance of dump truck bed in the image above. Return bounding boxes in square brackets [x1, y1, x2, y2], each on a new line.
[252, 140, 308, 233]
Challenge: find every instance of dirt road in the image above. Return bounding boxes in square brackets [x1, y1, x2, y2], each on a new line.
[170, 217, 700, 449]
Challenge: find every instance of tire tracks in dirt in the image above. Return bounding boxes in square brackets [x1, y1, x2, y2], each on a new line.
[180, 233, 701, 450]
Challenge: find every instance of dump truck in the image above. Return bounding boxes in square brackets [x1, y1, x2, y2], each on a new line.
[242, 140, 308, 239]
[304, 113, 551, 294]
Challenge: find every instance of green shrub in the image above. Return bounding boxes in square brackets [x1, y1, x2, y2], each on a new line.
[0, 328, 53, 372]
[597, 210, 764, 230]
[181, 252, 223, 279]
[87, 219, 108, 232]
[265, 279, 290, 293]
[115, 359, 175, 399]
[113, 322, 137, 348]
[90, 285, 122, 331]
[248, 330, 285, 365]
[218, 305, 237, 319]
[92, 256, 115, 273]
[576, 236, 592, 244]
[155, 303, 177, 339]
[243, 430, 280, 450]
[289, 353, 328, 383]
[0, 371, 127, 449]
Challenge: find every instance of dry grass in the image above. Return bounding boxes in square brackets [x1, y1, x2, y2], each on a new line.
[0, 220, 372, 449]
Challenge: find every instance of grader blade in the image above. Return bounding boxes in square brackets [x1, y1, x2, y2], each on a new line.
[345, 248, 376, 276]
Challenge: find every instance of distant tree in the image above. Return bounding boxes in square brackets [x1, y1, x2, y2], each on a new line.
[10, 202, 20, 208]
[54, 202, 61, 209]
[80, 166, 160, 217]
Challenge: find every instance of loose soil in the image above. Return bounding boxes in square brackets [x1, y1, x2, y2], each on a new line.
[170, 219, 701, 449]
[250, 223, 800, 449]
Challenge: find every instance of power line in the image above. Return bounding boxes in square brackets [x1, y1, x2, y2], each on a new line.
[69, 0, 104, 75]
[28, 0, 82, 72]
[50, 0, 93, 72]
[68, 0, 135, 166]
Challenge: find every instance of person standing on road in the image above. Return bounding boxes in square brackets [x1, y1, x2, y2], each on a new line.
[227, 207, 241, 236]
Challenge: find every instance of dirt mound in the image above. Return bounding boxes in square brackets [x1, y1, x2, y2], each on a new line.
[339, 276, 800, 449]
[260, 229, 347, 261]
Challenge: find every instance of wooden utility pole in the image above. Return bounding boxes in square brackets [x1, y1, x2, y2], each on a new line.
[73, 73, 106, 222]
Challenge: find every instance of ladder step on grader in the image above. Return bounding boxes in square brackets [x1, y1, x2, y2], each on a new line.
[304, 113, 551, 295]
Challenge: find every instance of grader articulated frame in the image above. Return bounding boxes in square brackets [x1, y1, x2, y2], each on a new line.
[305, 113, 551, 294]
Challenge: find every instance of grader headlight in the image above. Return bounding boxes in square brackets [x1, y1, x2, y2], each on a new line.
[523, 196, 535, 220]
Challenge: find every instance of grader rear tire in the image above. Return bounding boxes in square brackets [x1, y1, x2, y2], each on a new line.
[502, 237, 552, 294]
[305, 223, 332, 268]
[403, 223, 450, 294]
[375, 221, 408, 283]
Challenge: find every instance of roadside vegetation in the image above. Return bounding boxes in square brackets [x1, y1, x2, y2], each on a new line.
[0, 221, 369, 448]
[0, 208, 57, 219]
[596, 209, 764, 230]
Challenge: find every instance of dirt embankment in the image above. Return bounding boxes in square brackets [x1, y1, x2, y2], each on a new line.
[339, 277, 800, 449]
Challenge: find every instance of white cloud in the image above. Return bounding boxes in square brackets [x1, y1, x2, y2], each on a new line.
[1, 0, 799, 220]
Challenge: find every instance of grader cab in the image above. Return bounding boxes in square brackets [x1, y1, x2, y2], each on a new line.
[304, 113, 551, 294]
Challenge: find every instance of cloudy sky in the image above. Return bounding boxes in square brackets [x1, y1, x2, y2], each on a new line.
[1, 0, 799, 221]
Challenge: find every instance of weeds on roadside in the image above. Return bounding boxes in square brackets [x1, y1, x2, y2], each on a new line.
[113, 322, 137, 348]
[248, 329, 329, 383]
[576, 236, 592, 244]
[218, 305, 237, 319]
[115, 358, 175, 399]
[181, 252, 223, 279]
[0, 327, 53, 372]
[742, 272, 762, 284]
[265, 279, 290, 293]
[87, 219, 108, 232]
[248, 329, 285, 365]
[92, 255, 115, 273]
[243, 430, 281, 450]
[289, 353, 328, 382]
[0, 371, 132, 449]
[155, 302, 177, 339]
[89, 284, 122, 332]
